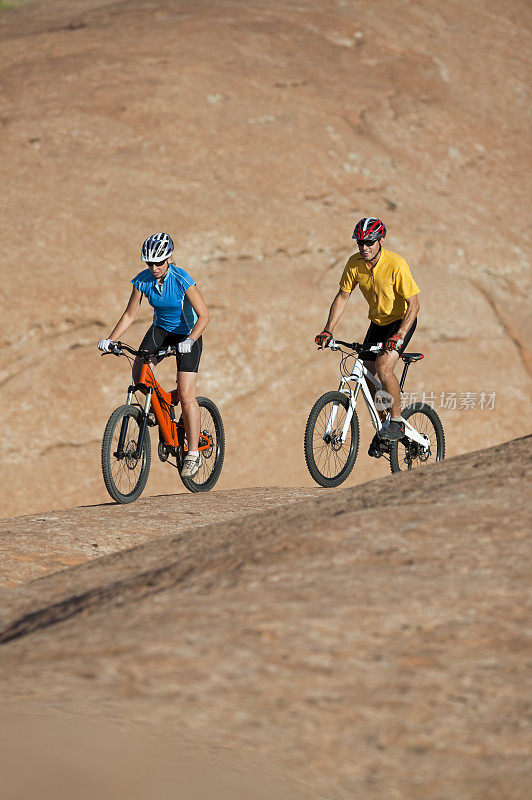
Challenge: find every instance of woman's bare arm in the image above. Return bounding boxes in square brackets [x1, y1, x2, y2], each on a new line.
[107, 286, 143, 341]
[184, 285, 209, 341]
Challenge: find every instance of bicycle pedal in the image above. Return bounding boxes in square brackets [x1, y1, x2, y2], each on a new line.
[158, 441, 170, 462]
[368, 433, 382, 457]
[368, 435, 390, 458]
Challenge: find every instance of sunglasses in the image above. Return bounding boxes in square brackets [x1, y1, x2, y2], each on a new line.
[146, 259, 168, 268]
[356, 239, 379, 247]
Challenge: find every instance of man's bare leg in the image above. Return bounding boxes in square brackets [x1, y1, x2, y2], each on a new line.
[375, 350, 402, 418]
[364, 359, 393, 420]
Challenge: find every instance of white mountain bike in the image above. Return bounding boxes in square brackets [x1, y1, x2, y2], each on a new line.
[304, 339, 445, 487]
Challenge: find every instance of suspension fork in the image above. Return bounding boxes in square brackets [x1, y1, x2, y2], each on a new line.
[134, 389, 152, 458]
[125, 384, 135, 406]
[116, 388, 152, 459]
[324, 380, 360, 443]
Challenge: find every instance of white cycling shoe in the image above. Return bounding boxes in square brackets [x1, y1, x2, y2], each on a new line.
[180, 453, 202, 478]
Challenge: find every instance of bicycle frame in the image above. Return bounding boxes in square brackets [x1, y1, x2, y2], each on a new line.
[119, 356, 212, 459]
[126, 362, 180, 450]
[326, 345, 430, 450]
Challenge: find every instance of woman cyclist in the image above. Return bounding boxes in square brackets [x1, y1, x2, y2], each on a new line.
[97, 232, 209, 479]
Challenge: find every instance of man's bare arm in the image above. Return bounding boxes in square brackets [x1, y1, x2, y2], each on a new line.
[324, 290, 350, 333]
[397, 294, 420, 339]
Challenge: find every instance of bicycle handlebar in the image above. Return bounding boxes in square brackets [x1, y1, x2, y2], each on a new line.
[104, 342, 176, 361]
[107, 339, 382, 360]
[327, 339, 382, 356]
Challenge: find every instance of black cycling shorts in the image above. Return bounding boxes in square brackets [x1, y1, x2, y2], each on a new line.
[362, 317, 417, 361]
[138, 325, 202, 373]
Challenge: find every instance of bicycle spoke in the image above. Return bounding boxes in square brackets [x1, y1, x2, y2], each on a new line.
[193, 407, 216, 482]
[101, 405, 152, 503]
[312, 401, 352, 479]
[397, 412, 439, 470]
[109, 419, 145, 492]
[304, 391, 359, 487]
[179, 397, 225, 493]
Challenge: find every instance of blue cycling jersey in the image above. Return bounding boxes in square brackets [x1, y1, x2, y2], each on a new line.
[131, 263, 198, 334]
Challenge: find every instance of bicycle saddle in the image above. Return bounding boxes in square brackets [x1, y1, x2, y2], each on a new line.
[401, 352, 424, 363]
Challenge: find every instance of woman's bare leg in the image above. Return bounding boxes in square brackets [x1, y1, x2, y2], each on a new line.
[176, 370, 200, 451]
[132, 355, 158, 386]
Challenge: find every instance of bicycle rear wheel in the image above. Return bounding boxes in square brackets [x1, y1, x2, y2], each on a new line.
[179, 397, 225, 493]
[101, 404, 151, 503]
[304, 390, 359, 487]
[389, 402, 445, 473]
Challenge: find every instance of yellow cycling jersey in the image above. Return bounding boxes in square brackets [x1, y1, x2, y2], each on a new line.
[339, 247, 420, 325]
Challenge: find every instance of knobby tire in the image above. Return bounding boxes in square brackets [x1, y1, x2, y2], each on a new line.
[179, 396, 225, 493]
[304, 390, 360, 487]
[389, 402, 445, 473]
[101, 404, 151, 503]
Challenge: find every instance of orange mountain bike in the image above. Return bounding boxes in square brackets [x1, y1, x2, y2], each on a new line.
[101, 342, 225, 503]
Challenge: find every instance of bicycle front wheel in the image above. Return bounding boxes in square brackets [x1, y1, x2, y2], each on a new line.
[101, 404, 151, 503]
[179, 397, 225, 493]
[304, 390, 359, 487]
[389, 402, 445, 473]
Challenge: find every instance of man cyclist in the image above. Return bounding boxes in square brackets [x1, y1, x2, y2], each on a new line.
[97, 232, 209, 479]
[315, 217, 420, 448]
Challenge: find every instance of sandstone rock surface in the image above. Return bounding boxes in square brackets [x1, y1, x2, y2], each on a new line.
[1, 0, 531, 517]
[1, 436, 531, 798]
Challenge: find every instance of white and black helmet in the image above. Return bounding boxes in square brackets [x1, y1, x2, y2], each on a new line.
[141, 232, 174, 263]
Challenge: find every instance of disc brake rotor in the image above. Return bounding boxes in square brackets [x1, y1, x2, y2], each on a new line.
[418, 446, 431, 462]
[124, 440, 140, 469]
[201, 429, 214, 458]
[404, 440, 430, 465]
[330, 429, 344, 452]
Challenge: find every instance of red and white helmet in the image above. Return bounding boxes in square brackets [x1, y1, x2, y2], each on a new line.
[353, 217, 386, 242]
